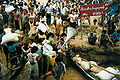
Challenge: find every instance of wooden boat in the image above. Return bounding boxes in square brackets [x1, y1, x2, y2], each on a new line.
[71, 56, 97, 80]
[71, 55, 120, 80]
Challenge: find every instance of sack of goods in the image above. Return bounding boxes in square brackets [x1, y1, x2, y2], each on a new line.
[73, 57, 82, 64]
[80, 61, 90, 71]
[96, 67, 118, 80]
[1, 33, 19, 44]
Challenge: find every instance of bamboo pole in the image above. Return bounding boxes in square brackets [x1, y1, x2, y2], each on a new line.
[80, 17, 83, 39]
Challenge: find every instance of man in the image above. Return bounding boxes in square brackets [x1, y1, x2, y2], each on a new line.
[68, 11, 77, 29]
[90, 19, 98, 33]
[110, 10, 119, 34]
[41, 57, 66, 80]
[98, 30, 114, 47]
[42, 40, 53, 74]
[13, 9, 19, 30]
[108, 5, 115, 35]
[88, 30, 97, 45]
[62, 11, 70, 33]
[45, 4, 53, 25]
[37, 38, 44, 77]
[111, 30, 120, 45]
[57, 38, 68, 66]
[2, 10, 8, 27]
[27, 46, 39, 79]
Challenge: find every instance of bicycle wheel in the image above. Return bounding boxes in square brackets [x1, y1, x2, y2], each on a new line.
[7, 55, 22, 71]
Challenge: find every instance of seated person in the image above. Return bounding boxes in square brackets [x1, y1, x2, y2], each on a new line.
[98, 30, 114, 47]
[111, 30, 120, 45]
[88, 30, 97, 45]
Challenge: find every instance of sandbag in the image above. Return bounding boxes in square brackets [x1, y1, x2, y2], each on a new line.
[90, 61, 98, 66]
[96, 70, 114, 80]
[1, 33, 19, 44]
[73, 57, 82, 64]
[80, 61, 90, 70]
[90, 66, 102, 73]
[96, 67, 118, 80]
[63, 27, 77, 45]
[37, 23, 49, 33]
[106, 67, 118, 74]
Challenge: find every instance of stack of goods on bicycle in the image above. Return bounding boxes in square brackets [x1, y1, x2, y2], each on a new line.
[73, 54, 120, 80]
[1, 29, 20, 45]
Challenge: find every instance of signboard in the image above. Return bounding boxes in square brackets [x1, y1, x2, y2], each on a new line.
[80, 3, 105, 17]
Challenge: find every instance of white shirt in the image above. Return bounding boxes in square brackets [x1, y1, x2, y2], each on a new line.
[51, 15, 54, 24]
[27, 52, 39, 62]
[43, 43, 53, 57]
[4, 28, 12, 34]
[69, 14, 77, 23]
[56, 18, 62, 24]
[30, 42, 37, 47]
[45, 7, 53, 14]
[61, 7, 69, 15]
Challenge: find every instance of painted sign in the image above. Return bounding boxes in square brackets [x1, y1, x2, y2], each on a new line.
[80, 3, 105, 17]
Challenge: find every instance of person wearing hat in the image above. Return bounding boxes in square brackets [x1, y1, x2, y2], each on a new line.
[98, 30, 114, 47]
[111, 30, 120, 45]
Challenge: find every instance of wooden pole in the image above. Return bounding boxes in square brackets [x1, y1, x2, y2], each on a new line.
[80, 17, 83, 39]
[103, 15, 105, 30]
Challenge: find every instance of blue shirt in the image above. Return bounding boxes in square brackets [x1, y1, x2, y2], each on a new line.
[37, 45, 42, 56]
[46, 7, 53, 14]
[111, 4, 118, 11]
[4, 42, 22, 53]
[109, 9, 115, 16]
[111, 32, 120, 40]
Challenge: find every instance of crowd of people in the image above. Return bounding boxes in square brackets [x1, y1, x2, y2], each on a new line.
[0, 0, 120, 80]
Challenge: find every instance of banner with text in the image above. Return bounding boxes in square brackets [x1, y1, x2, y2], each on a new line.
[80, 3, 105, 17]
